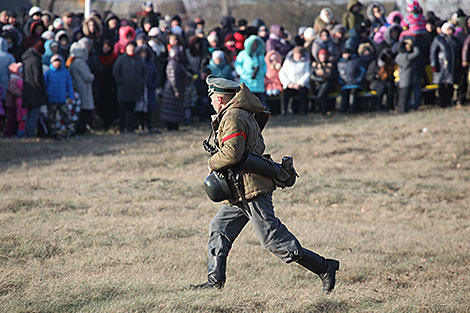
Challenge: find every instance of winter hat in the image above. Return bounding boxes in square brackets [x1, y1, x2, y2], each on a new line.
[318, 49, 329, 57]
[194, 17, 205, 25]
[171, 25, 182, 36]
[238, 19, 247, 27]
[136, 32, 148, 41]
[373, 30, 385, 44]
[212, 50, 225, 60]
[159, 19, 168, 29]
[207, 33, 218, 43]
[195, 28, 205, 36]
[148, 27, 160, 37]
[29, 6, 42, 17]
[53, 18, 64, 29]
[50, 54, 63, 63]
[441, 22, 454, 33]
[332, 24, 347, 36]
[143, 1, 153, 9]
[41, 30, 55, 40]
[298, 26, 307, 36]
[50, 41, 59, 49]
[33, 40, 45, 54]
[292, 46, 304, 54]
[406, 0, 421, 13]
[8, 62, 22, 74]
[303, 27, 315, 41]
[224, 33, 234, 43]
[341, 47, 352, 55]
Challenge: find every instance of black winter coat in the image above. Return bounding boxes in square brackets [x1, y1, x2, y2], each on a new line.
[160, 57, 188, 124]
[112, 53, 147, 102]
[21, 48, 47, 109]
[430, 34, 460, 84]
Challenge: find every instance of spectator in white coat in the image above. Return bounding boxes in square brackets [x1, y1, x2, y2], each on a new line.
[279, 46, 311, 115]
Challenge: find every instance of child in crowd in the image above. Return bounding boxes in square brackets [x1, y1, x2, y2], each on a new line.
[395, 39, 420, 113]
[264, 50, 283, 97]
[337, 48, 364, 112]
[43, 54, 74, 138]
[207, 50, 233, 80]
[311, 49, 337, 116]
[4, 62, 23, 137]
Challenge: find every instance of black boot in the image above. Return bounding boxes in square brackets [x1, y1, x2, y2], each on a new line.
[296, 248, 340, 294]
[190, 255, 226, 289]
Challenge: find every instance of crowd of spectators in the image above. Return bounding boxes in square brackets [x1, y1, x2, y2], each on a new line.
[0, 0, 469, 139]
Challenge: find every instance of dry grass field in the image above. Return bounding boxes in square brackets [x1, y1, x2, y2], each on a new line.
[1, 107, 469, 313]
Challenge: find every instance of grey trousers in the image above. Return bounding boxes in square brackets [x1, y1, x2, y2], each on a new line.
[208, 192, 304, 263]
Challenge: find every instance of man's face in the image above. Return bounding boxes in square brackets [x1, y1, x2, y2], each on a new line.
[144, 22, 152, 32]
[62, 15, 72, 26]
[136, 38, 146, 46]
[320, 31, 328, 41]
[0, 14, 9, 24]
[32, 13, 42, 21]
[126, 44, 135, 55]
[210, 94, 223, 113]
[8, 16, 17, 25]
[319, 53, 327, 63]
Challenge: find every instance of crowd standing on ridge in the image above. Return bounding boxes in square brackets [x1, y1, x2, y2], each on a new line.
[0, 0, 469, 139]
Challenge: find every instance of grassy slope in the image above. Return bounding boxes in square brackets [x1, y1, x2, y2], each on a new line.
[1, 107, 469, 313]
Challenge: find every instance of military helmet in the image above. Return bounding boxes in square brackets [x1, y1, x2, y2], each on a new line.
[204, 172, 232, 202]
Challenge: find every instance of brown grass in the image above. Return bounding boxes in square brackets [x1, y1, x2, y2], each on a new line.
[1, 107, 469, 312]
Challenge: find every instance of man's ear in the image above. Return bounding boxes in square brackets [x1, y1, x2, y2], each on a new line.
[217, 95, 223, 105]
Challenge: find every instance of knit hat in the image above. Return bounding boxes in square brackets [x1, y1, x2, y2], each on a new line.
[159, 19, 168, 29]
[332, 24, 347, 36]
[207, 33, 218, 43]
[303, 27, 315, 41]
[143, 1, 153, 9]
[41, 30, 55, 40]
[50, 54, 62, 63]
[441, 22, 455, 34]
[318, 49, 329, 57]
[33, 40, 45, 54]
[53, 18, 64, 29]
[171, 25, 182, 36]
[212, 50, 225, 60]
[406, 0, 421, 13]
[29, 6, 42, 17]
[148, 27, 160, 37]
[8, 62, 22, 74]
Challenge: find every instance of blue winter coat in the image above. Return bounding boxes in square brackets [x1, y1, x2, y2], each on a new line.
[235, 35, 267, 93]
[337, 54, 365, 90]
[207, 59, 233, 80]
[144, 59, 160, 112]
[44, 63, 74, 104]
[0, 38, 15, 100]
[42, 40, 56, 66]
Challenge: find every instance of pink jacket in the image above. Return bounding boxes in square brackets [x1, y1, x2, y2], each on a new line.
[264, 50, 283, 92]
[401, 13, 426, 35]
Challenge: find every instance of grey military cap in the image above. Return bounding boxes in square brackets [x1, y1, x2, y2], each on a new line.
[206, 75, 241, 96]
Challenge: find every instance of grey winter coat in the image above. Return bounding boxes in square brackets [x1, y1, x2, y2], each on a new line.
[69, 42, 95, 110]
[112, 53, 147, 102]
[430, 34, 459, 84]
[395, 46, 420, 88]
